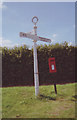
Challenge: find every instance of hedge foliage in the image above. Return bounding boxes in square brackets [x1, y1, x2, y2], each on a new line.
[2, 42, 76, 87]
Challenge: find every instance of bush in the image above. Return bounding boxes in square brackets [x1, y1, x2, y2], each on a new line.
[2, 42, 76, 87]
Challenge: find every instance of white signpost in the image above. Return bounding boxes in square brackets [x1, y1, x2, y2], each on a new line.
[20, 16, 51, 97]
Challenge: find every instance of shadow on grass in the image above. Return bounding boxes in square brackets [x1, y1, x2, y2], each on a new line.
[71, 95, 77, 101]
[72, 95, 77, 99]
[38, 94, 56, 101]
[51, 91, 56, 94]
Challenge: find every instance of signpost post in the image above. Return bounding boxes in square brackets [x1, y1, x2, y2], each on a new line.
[20, 16, 51, 96]
[32, 16, 39, 97]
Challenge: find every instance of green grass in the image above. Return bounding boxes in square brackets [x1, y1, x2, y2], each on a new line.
[2, 83, 77, 118]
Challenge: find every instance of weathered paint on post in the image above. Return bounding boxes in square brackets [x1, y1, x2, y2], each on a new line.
[33, 20, 39, 96]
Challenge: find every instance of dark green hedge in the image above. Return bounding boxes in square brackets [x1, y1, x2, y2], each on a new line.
[2, 42, 76, 87]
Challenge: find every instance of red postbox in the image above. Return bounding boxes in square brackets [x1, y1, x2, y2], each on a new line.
[48, 57, 57, 73]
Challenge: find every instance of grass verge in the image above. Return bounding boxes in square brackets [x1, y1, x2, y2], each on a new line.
[2, 83, 77, 118]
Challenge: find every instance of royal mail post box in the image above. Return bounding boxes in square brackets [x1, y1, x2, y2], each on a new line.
[48, 57, 57, 73]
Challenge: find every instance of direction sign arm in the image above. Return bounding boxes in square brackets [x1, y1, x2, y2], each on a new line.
[38, 36, 51, 43]
[20, 32, 51, 43]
